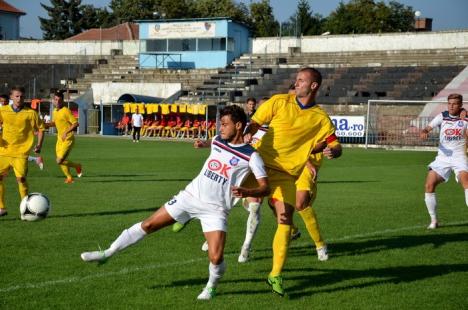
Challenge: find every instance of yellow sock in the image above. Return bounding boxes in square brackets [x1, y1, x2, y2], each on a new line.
[298, 207, 325, 249]
[0, 180, 5, 209]
[270, 224, 291, 277]
[18, 181, 28, 199]
[60, 164, 72, 179]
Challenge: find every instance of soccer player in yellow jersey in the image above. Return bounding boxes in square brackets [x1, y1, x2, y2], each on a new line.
[245, 67, 336, 296]
[0, 86, 45, 217]
[48, 91, 82, 184]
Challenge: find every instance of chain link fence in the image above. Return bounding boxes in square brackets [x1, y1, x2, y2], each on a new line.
[321, 100, 468, 148]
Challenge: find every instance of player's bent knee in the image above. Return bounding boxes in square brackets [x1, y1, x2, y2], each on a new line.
[208, 253, 224, 265]
[16, 177, 26, 183]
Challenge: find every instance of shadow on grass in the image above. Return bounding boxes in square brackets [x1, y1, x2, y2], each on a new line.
[284, 263, 468, 299]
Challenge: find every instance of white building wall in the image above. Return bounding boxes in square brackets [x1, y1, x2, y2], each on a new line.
[0, 40, 140, 56]
[0, 30, 466, 57]
[252, 30, 468, 54]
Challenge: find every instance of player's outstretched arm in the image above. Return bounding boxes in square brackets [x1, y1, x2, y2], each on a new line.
[420, 126, 432, 140]
[194, 139, 211, 148]
[231, 177, 270, 198]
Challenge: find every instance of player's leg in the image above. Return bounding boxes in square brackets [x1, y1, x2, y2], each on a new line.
[424, 169, 445, 229]
[237, 174, 262, 263]
[28, 155, 44, 170]
[197, 209, 228, 300]
[238, 197, 262, 263]
[135, 127, 141, 142]
[198, 230, 226, 300]
[81, 206, 176, 262]
[458, 171, 468, 207]
[267, 170, 296, 296]
[12, 157, 29, 200]
[57, 141, 81, 182]
[0, 157, 11, 216]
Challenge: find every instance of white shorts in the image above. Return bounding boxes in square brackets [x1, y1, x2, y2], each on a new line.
[164, 190, 229, 232]
[428, 155, 468, 182]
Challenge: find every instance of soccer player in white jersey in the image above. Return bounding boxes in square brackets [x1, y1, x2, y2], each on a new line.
[420, 93, 468, 229]
[80, 105, 270, 300]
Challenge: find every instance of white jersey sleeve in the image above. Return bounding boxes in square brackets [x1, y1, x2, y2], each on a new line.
[249, 152, 267, 179]
[429, 113, 443, 129]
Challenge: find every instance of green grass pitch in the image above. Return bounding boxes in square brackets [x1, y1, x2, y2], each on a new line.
[0, 136, 467, 309]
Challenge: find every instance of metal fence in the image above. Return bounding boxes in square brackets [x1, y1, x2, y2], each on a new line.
[321, 100, 468, 148]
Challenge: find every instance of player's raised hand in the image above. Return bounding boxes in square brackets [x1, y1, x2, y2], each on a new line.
[323, 147, 333, 159]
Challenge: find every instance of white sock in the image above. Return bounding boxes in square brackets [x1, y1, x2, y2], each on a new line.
[424, 192, 437, 222]
[104, 222, 147, 257]
[465, 189, 468, 207]
[27, 156, 36, 162]
[242, 202, 261, 250]
[207, 261, 226, 288]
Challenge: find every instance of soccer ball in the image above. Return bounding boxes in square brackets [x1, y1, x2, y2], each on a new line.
[19, 193, 51, 222]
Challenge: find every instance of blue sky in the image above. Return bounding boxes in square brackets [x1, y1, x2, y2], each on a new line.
[7, 0, 468, 39]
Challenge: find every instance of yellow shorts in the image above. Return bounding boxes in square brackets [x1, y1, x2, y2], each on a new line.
[243, 168, 296, 206]
[56, 139, 74, 159]
[0, 156, 28, 178]
[243, 167, 318, 206]
[296, 166, 318, 204]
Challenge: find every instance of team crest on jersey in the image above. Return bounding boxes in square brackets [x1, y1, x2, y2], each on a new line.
[229, 157, 240, 166]
[458, 120, 464, 127]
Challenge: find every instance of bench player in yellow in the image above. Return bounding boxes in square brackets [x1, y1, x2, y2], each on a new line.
[48, 91, 82, 184]
[0, 86, 45, 217]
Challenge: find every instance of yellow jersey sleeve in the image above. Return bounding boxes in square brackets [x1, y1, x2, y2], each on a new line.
[251, 94, 284, 125]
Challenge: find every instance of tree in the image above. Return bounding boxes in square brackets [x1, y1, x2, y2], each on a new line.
[323, 0, 414, 34]
[281, 0, 324, 36]
[40, 0, 85, 40]
[109, 0, 159, 22]
[249, 0, 279, 37]
[81, 5, 115, 29]
[193, 0, 250, 24]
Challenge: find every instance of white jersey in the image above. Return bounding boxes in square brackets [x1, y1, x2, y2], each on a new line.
[131, 113, 143, 127]
[184, 135, 267, 211]
[251, 125, 269, 146]
[429, 111, 468, 157]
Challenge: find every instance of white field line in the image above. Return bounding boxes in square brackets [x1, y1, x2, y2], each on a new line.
[1, 220, 467, 293]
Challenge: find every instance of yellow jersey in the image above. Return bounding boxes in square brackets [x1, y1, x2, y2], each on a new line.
[53, 107, 77, 142]
[252, 94, 335, 177]
[0, 105, 45, 158]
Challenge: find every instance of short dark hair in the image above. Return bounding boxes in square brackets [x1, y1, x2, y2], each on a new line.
[0, 94, 8, 101]
[10, 86, 25, 94]
[246, 97, 256, 104]
[448, 93, 463, 102]
[298, 67, 322, 87]
[220, 105, 247, 129]
[53, 90, 65, 100]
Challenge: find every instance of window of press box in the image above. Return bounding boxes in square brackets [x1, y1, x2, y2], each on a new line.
[168, 39, 197, 52]
[198, 38, 227, 51]
[145, 39, 167, 52]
